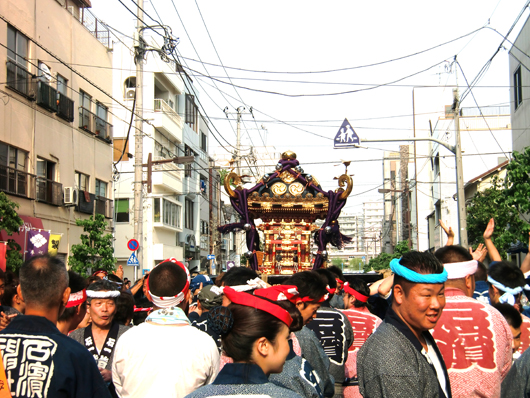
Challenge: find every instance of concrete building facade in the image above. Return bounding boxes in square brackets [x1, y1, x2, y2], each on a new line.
[111, 33, 217, 278]
[0, 0, 114, 264]
[423, 106, 511, 251]
[510, 15, 530, 154]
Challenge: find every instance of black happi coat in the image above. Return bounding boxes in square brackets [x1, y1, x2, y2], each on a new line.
[0, 315, 111, 398]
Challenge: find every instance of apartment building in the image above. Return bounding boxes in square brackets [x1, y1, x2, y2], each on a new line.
[0, 0, 114, 263]
[111, 32, 220, 277]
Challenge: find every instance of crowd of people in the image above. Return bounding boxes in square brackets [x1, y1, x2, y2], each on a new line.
[0, 217, 528, 397]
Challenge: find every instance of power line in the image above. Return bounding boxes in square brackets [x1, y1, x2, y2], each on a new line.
[460, 1, 530, 103]
[193, 0, 268, 155]
[184, 58, 452, 97]
[177, 27, 486, 75]
[456, 60, 510, 159]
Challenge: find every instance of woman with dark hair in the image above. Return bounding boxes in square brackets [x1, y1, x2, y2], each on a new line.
[1, 272, 25, 316]
[185, 287, 303, 398]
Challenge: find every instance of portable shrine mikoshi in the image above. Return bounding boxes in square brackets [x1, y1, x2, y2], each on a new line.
[218, 150, 353, 274]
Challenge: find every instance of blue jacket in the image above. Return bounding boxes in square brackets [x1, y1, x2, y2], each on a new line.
[185, 363, 303, 398]
[0, 315, 111, 398]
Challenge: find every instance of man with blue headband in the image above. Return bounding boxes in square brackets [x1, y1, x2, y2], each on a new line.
[357, 251, 451, 398]
[487, 261, 530, 357]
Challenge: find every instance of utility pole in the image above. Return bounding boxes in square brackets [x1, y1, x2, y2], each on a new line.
[224, 106, 253, 177]
[236, 106, 243, 175]
[133, 0, 144, 280]
[453, 88, 468, 247]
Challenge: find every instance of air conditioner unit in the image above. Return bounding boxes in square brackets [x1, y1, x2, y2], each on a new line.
[64, 187, 78, 206]
[125, 88, 136, 99]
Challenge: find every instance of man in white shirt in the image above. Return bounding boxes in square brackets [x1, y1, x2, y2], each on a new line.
[112, 258, 219, 397]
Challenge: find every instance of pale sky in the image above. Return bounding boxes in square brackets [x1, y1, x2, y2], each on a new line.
[92, 0, 528, 212]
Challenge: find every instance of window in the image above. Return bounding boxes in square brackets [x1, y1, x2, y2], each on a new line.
[75, 172, 89, 192]
[7, 25, 31, 97]
[155, 142, 172, 159]
[57, 74, 67, 95]
[200, 175, 208, 197]
[79, 91, 92, 131]
[115, 199, 130, 223]
[95, 102, 109, 139]
[124, 77, 136, 100]
[7, 25, 28, 67]
[200, 220, 209, 235]
[184, 145, 195, 178]
[0, 143, 27, 171]
[79, 90, 92, 110]
[124, 77, 136, 88]
[96, 102, 108, 121]
[514, 66, 523, 110]
[433, 153, 440, 176]
[95, 179, 107, 198]
[153, 198, 181, 228]
[435, 201, 442, 224]
[36, 158, 62, 205]
[200, 235, 208, 250]
[36, 158, 54, 180]
[185, 94, 198, 132]
[185, 198, 194, 229]
[0, 142, 29, 197]
[200, 131, 207, 152]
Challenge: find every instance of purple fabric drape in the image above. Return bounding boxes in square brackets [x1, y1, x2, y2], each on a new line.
[218, 159, 350, 271]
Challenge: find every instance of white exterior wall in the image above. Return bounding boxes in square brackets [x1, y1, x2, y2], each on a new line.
[112, 36, 188, 279]
[425, 112, 511, 250]
[510, 16, 530, 153]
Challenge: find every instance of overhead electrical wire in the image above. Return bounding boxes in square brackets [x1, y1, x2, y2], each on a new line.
[193, 0, 269, 154]
[184, 58, 453, 97]
[177, 27, 486, 75]
[111, 1, 240, 153]
[460, 1, 530, 103]
[456, 60, 511, 159]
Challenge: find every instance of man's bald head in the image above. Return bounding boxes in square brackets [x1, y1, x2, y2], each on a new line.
[19, 255, 69, 309]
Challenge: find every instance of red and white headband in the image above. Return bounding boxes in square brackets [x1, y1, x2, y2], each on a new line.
[226, 277, 269, 292]
[224, 287, 293, 327]
[326, 285, 336, 295]
[343, 282, 369, 303]
[254, 285, 300, 303]
[86, 290, 120, 299]
[443, 260, 478, 280]
[66, 289, 87, 308]
[147, 258, 190, 308]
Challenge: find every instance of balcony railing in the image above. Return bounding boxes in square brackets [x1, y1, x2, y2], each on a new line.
[6, 60, 35, 99]
[57, 92, 75, 122]
[79, 107, 93, 133]
[78, 8, 111, 48]
[154, 98, 183, 128]
[0, 164, 35, 199]
[76, 191, 95, 215]
[79, 107, 113, 143]
[36, 81, 58, 112]
[95, 196, 113, 219]
[36, 177, 63, 206]
[95, 115, 113, 143]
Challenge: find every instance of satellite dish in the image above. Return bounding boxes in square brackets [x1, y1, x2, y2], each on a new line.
[39, 63, 52, 82]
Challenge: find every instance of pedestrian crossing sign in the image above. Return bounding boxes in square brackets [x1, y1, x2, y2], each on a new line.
[334, 118, 360, 149]
[127, 252, 139, 266]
